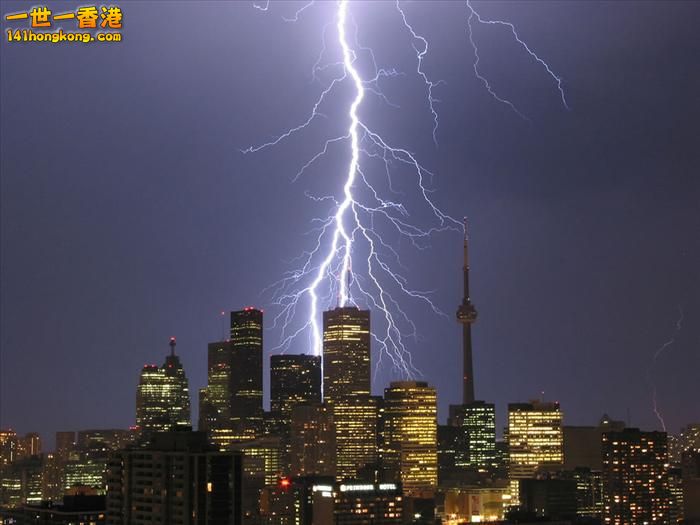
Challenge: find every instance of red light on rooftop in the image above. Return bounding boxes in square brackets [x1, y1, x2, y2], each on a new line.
[279, 478, 291, 488]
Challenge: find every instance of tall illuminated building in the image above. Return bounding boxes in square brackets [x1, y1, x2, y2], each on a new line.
[322, 306, 371, 403]
[270, 354, 322, 428]
[449, 401, 497, 472]
[322, 306, 376, 481]
[381, 381, 438, 497]
[456, 219, 478, 404]
[135, 337, 191, 435]
[508, 401, 564, 481]
[161, 338, 192, 427]
[229, 308, 264, 436]
[200, 308, 264, 446]
[333, 396, 379, 481]
[199, 339, 236, 445]
[602, 428, 670, 525]
[0, 430, 18, 467]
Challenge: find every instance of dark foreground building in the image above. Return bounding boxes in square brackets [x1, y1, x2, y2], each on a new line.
[0, 493, 105, 524]
[259, 477, 403, 525]
[105, 431, 242, 525]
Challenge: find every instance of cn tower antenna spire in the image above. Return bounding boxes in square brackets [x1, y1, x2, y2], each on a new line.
[456, 216, 477, 404]
[463, 217, 469, 300]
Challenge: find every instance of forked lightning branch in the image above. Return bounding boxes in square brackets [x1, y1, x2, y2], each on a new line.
[245, 0, 567, 379]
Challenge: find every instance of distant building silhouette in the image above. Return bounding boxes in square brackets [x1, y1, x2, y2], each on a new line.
[289, 403, 336, 478]
[563, 414, 625, 471]
[0, 490, 106, 524]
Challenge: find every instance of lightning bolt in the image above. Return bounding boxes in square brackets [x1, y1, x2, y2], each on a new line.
[395, 1, 444, 144]
[466, 0, 569, 119]
[245, 1, 569, 391]
[649, 305, 684, 432]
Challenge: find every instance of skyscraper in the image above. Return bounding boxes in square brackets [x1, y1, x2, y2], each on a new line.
[270, 354, 322, 427]
[381, 381, 438, 497]
[602, 428, 670, 525]
[135, 337, 191, 435]
[199, 308, 264, 446]
[449, 401, 497, 472]
[508, 401, 564, 480]
[322, 306, 370, 403]
[322, 306, 376, 481]
[162, 338, 191, 427]
[333, 396, 379, 481]
[0, 430, 18, 467]
[229, 308, 264, 436]
[199, 340, 235, 444]
[456, 219, 477, 405]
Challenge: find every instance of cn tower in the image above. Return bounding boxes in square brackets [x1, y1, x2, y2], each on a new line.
[456, 218, 478, 404]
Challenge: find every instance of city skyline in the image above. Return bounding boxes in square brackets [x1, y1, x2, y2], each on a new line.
[0, 214, 696, 449]
[2, 0, 699, 449]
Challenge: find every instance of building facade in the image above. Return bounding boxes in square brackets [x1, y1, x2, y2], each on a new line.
[322, 307, 370, 404]
[601, 428, 670, 525]
[507, 400, 564, 481]
[270, 354, 321, 428]
[229, 308, 264, 437]
[105, 431, 242, 525]
[199, 308, 265, 447]
[322, 307, 377, 482]
[289, 403, 336, 478]
[448, 400, 497, 473]
[135, 338, 191, 435]
[381, 381, 438, 497]
[333, 396, 379, 481]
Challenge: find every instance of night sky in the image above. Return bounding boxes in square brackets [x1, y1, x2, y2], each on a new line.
[1, 1, 698, 449]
